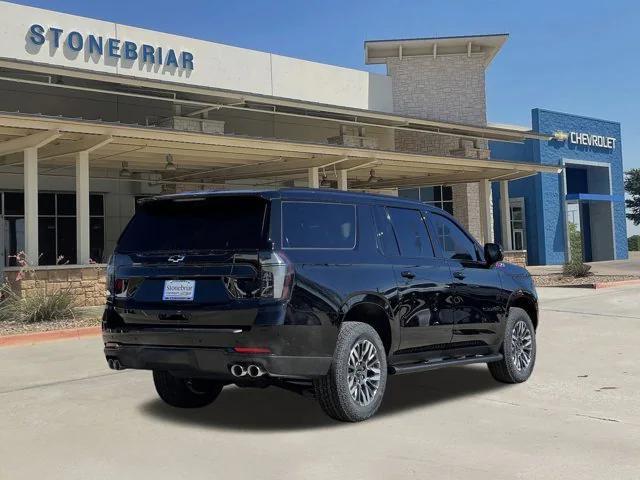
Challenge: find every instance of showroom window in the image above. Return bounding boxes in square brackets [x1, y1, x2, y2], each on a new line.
[398, 186, 454, 214]
[1, 192, 105, 266]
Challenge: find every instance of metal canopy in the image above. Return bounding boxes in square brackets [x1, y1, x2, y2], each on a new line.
[0, 59, 549, 144]
[0, 112, 560, 190]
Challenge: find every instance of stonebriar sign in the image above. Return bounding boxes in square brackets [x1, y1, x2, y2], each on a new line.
[28, 24, 194, 70]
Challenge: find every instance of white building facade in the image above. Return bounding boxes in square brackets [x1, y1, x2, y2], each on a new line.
[0, 2, 559, 290]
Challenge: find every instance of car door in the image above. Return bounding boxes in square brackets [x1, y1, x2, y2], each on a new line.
[426, 212, 505, 349]
[378, 205, 455, 353]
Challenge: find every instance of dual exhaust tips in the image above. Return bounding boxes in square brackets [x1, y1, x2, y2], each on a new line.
[107, 358, 124, 370]
[231, 364, 266, 378]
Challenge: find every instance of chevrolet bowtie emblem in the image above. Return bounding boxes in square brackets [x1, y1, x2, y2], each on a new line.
[168, 255, 185, 263]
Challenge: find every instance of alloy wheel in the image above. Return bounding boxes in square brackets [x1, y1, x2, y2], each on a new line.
[511, 320, 533, 371]
[347, 339, 382, 406]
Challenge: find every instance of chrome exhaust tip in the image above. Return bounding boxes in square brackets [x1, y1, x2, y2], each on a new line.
[247, 364, 266, 378]
[230, 364, 247, 377]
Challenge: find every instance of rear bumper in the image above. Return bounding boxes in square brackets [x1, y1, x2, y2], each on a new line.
[102, 306, 336, 379]
[103, 343, 332, 379]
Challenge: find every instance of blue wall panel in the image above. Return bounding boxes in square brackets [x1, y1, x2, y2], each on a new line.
[490, 108, 627, 265]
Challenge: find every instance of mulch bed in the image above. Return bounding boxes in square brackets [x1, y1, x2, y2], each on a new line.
[0, 314, 101, 337]
[533, 274, 640, 287]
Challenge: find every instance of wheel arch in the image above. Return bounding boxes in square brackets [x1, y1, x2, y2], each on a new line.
[340, 293, 395, 355]
[507, 292, 539, 330]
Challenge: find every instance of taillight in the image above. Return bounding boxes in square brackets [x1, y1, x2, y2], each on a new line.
[224, 252, 294, 300]
[113, 278, 128, 297]
[259, 252, 294, 299]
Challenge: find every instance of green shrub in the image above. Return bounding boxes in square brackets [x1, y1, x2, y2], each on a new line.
[628, 235, 640, 252]
[562, 262, 592, 278]
[0, 283, 75, 323]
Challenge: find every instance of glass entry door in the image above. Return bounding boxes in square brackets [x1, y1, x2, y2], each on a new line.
[509, 199, 526, 250]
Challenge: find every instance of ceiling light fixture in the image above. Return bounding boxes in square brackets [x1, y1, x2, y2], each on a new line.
[119, 161, 132, 178]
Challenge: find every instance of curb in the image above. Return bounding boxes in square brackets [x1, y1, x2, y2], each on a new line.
[592, 279, 640, 289]
[0, 326, 101, 348]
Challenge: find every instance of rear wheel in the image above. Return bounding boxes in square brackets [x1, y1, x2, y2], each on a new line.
[153, 370, 224, 408]
[488, 307, 536, 383]
[313, 322, 387, 422]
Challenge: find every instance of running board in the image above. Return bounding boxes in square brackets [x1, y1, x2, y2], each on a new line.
[388, 353, 503, 375]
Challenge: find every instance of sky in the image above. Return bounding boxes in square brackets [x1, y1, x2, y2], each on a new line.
[11, 0, 640, 234]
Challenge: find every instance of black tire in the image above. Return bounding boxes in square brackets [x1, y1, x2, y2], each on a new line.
[313, 322, 387, 422]
[488, 307, 536, 383]
[153, 370, 223, 408]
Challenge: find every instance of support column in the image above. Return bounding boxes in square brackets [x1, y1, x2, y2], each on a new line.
[308, 167, 319, 188]
[478, 179, 494, 244]
[23, 147, 39, 265]
[76, 151, 91, 264]
[499, 180, 513, 250]
[337, 170, 348, 191]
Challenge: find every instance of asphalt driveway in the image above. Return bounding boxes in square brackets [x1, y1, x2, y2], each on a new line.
[1, 286, 639, 479]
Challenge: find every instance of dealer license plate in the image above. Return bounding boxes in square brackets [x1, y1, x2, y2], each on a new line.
[162, 280, 195, 301]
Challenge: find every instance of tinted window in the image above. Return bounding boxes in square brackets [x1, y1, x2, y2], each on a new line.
[429, 213, 477, 261]
[387, 207, 434, 258]
[116, 196, 269, 253]
[372, 205, 399, 256]
[282, 202, 356, 249]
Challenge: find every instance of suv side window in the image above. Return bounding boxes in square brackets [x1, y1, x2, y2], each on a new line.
[386, 207, 434, 258]
[282, 201, 356, 249]
[428, 213, 478, 261]
[372, 205, 400, 256]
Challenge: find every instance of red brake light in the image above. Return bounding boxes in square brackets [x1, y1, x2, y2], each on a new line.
[113, 278, 127, 296]
[233, 347, 272, 354]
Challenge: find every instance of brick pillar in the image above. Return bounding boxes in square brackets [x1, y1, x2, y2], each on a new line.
[383, 51, 490, 240]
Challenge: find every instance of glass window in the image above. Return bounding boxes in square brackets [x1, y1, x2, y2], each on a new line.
[429, 213, 478, 261]
[57, 194, 76, 216]
[38, 217, 57, 265]
[38, 193, 56, 216]
[399, 185, 453, 214]
[57, 217, 77, 264]
[372, 205, 399, 256]
[90, 194, 104, 216]
[90, 217, 105, 262]
[282, 202, 356, 249]
[118, 196, 270, 253]
[4, 217, 24, 266]
[387, 207, 434, 258]
[4, 192, 24, 216]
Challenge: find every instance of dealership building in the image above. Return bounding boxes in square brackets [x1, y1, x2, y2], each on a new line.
[0, 2, 628, 303]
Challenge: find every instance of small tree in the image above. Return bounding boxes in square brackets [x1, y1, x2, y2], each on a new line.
[625, 169, 640, 226]
[629, 235, 640, 252]
[563, 221, 591, 277]
[567, 221, 583, 262]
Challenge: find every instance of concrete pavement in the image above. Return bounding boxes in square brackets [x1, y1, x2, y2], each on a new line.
[1, 286, 639, 479]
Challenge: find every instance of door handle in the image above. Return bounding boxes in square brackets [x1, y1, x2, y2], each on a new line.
[453, 271, 466, 280]
[400, 271, 415, 279]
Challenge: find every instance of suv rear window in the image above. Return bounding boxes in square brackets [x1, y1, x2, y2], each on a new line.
[116, 196, 269, 253]
[282, 201, 356, 249]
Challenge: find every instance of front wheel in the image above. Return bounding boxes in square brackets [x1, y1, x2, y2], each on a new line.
[488, 307, 536, 383]
[153, 370, 224, 408]
[313, 322, 387, 422]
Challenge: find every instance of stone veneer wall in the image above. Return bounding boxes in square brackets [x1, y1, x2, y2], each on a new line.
[386, 54, 489, 241]
[4, 265, 107, 307]
[503, 250, 527, 267]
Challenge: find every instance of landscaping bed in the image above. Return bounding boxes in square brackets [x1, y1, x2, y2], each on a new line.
[533, 274, 640, 288]
[0, 307, 102, 337]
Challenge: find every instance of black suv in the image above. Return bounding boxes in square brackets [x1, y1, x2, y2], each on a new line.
[103, 188, 537, 422]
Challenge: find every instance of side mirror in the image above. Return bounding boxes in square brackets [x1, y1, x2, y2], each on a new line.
[484, 243, 504, 265]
